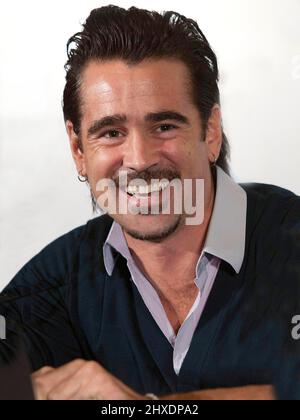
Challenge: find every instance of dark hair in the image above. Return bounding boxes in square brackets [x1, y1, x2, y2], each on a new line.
[63, 4, 230, 174]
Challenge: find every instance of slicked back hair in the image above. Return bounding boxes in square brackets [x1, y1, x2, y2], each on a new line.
[63, 5, 230, 175]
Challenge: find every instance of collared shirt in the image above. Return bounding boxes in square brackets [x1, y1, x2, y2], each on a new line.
[103, 166, 247, 375]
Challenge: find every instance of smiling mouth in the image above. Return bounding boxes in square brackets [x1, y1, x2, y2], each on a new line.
[122, 180, 170, 197]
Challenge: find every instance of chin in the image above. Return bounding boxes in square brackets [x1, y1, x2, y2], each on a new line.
[115, 213, 182, 243]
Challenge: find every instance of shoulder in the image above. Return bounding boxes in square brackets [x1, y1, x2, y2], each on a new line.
[238, 182, 300, 276]
[240, 183, 300, 278]
[240, 182, 300, 229]
[240, 181, 298, 203]
[1, 214, 114, 299]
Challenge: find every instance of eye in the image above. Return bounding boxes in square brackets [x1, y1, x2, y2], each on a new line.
[157, 124, 178, 132]
[97, 125, 178, 140]
[101, 130, 123, 139]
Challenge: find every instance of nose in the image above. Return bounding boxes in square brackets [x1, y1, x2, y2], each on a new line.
[122, 131, 160, 172]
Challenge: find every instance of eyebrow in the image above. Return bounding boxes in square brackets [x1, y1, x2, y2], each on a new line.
[87, 110, 190, 138]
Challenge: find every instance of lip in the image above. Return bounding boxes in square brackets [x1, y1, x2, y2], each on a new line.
[119, 180, 169, 196]
[118, 185, 171, 214]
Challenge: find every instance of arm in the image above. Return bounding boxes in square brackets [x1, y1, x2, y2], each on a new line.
[31, 359, 275, 400]
[0, 226, 90, 372]
[161, 385, 275, 400]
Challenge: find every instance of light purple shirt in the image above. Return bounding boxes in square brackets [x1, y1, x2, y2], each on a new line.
[103, 166, 247, 375]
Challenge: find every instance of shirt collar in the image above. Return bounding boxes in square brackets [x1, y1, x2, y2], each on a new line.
[203, 166, 247, 273]
[103, 166, 247, 276]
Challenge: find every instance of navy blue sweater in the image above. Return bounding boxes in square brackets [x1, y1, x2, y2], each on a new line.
[1, 182, 300, 399]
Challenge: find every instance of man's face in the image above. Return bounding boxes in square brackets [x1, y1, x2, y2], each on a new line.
[68, 58, 221, 241]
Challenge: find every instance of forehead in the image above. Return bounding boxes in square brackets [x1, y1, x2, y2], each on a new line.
[80, 58, 193, 116]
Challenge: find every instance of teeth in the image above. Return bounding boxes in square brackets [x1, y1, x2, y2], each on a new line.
[125, 180, 170, 196]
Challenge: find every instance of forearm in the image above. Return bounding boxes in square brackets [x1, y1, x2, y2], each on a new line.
[160, 385, 275, 401]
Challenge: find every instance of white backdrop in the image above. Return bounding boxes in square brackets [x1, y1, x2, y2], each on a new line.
[0, 0, 299, 290]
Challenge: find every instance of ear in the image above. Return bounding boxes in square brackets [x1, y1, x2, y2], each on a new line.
[65, 120, 87, 176]
[204, 104, 223, 164]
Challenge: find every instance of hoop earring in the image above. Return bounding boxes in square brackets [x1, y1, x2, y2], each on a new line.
[78, 170, 88, 183]
[210, 154, 218, 167]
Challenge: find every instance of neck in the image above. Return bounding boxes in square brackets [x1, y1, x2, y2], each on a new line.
[124, 171, 216, 289]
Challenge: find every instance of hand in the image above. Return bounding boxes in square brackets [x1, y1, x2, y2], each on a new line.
[31, 359, 146, 400]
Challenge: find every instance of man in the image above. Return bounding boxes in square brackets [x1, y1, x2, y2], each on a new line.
[1, 5, 300, 400]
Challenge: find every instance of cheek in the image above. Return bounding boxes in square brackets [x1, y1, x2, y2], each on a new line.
[163, 137, 207, 173]
[85, 147, 121, 185]
[186, 138, 208, 166]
